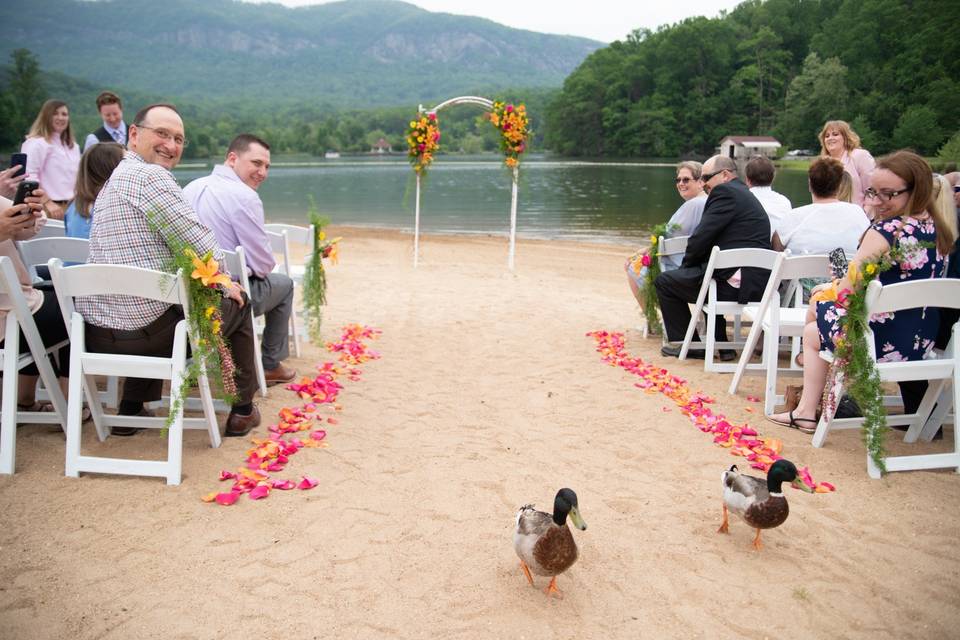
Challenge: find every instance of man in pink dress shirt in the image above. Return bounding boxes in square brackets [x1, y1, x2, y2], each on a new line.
[183, 134, 297, 385]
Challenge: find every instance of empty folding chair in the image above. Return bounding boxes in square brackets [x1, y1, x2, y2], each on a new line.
[49, 258, 221, 486]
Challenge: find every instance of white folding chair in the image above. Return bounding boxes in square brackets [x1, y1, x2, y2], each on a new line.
[728, 254, 832, 415]
[264, 223, 315, 355]
[641, 234, 689, 339]
[49, 258, 221, 486]
[678, 246, 780, 372]
[221, 247, 268, 398]
[811, 278, 960, 479]
[0, 257, 69, 474]
[35, 219, 65, 239]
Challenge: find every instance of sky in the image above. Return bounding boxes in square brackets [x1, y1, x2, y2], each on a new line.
[246, 0, 747, 43]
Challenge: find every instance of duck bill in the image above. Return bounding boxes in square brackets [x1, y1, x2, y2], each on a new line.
[568, 506, 587, 530]
[791, 478, 815, 493]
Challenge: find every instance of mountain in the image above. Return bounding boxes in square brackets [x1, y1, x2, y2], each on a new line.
[0, 0, 602, 107]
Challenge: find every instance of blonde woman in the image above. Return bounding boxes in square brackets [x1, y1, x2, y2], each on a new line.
[20, 99, 81, 220]
[818, 120, 875, 206]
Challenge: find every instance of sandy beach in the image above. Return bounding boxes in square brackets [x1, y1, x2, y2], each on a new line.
[1, 227, 958, 639]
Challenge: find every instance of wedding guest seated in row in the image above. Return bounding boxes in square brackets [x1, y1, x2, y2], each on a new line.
[744, 155, 791, 237]
[625, 161, 707, 308]
[83, 91, 128, 151]
[772, 157, 869, 256]
[21, 100, 80, 221]
[184, 134, 297, 385]
[656, 155, 771, 360]
[64, 142, 125, 239]
[767, 151, 955, 433]
[77, 103, 261, 437]
[0, 189, 72, 412]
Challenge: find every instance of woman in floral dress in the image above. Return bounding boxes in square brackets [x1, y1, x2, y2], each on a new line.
[767, 151, 955, 433]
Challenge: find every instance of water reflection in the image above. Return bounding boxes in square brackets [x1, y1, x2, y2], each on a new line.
[174, 159, 812, 244]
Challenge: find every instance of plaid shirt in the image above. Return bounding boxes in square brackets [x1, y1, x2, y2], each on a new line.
[76, 151, 224, 330]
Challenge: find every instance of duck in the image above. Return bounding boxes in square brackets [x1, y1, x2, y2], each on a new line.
[513, 488, 587, 597]
[719, 459, 811, 550]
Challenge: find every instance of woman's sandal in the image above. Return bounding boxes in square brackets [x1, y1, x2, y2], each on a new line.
[17, 402, 92, 422]
[766, 410, 819, 434]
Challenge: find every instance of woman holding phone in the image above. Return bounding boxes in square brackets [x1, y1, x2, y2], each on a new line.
[20, 99, 81, 220]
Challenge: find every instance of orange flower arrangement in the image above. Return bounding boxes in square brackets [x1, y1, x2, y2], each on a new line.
[407, 112, 441, 176]
[488, 101, 529, 169]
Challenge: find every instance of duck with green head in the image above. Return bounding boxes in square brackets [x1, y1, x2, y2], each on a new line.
[719, 459, 812, 550]
[513, 488, 587, 598]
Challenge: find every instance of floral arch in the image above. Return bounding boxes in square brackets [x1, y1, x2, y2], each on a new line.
[407, 96, 529, 270]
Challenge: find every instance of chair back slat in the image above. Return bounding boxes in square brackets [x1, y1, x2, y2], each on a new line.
[869, 278, 960, 315]
[779, 254, 831, 281]
[16, 237, 90, 268]
[712, 247, 780, 270]
[35, 219, 65, 239]
[264, 223, 314, 246]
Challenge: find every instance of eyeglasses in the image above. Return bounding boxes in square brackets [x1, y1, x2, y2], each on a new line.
[953, 186, 960, 193]
[675, 177, 693, 184]
[137, 125, 188, 147]
[863, 187, 910, 202]
[701, 169, 727, 183]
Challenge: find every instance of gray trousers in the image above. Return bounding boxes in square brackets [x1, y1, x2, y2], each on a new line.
[248, 272, 294, 370]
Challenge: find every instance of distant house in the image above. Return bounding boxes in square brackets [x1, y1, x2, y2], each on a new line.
[718, 136, 782, 161]
[371, 137, 392, 154]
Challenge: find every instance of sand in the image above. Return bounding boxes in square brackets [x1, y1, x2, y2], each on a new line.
[1, 227, 958, 639]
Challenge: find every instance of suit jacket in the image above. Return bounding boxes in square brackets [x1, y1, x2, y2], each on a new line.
[680, 178, 772, 303]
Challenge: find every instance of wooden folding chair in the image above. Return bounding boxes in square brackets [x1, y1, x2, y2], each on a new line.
[678, 246, 780, 373]
[728, 253, 832, 415]
[221, 247, 268, 397]
[811, 278, 960, 479]
[0, 257, 69, 475]
[49, 258, 221, 485]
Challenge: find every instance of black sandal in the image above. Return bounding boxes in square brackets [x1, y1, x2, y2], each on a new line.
[767, 410, 818, 434]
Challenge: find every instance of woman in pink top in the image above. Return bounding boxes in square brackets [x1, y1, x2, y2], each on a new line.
[20, 99, 81, 220]
[818, 120, 875, 207]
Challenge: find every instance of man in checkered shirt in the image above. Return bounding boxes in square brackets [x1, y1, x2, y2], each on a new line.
[77, 103, 261, 437]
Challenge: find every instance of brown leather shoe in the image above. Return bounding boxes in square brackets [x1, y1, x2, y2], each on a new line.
[224, 405, 261, 437]
[263, 364, 297, 386]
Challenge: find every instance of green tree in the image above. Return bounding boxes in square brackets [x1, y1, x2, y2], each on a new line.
[0, 49, 45, 146]
[937, 131, 960, 164]
[777, 53, 850, 149]
[891, 106, 945, 155]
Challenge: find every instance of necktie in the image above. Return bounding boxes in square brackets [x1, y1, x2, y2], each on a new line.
[112, 130, 124, 144]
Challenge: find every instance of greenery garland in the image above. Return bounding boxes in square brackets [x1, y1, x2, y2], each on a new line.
[630, 222, 677, 335]
[826, 240, 934, 474]
[302, 196, 341, 343]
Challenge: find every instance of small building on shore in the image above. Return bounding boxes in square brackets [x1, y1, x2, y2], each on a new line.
[371, 138, 393, 154]
[718, 136, 781, 161]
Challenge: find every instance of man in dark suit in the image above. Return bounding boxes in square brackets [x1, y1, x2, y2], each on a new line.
[656, 155, 771, 359]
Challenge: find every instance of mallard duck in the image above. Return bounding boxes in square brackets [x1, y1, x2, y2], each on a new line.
[513, 488, 587, 597]
[719, 459, 811, 550]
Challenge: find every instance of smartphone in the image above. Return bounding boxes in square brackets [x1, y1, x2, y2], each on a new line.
[12, 180, 39, 206]
[9, 152, 26, 177]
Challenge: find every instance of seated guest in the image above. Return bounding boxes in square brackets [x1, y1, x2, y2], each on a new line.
[183, 134, 297, 385]
[0, 189, 72, 411]
[656, 155, 772, 360]
[20, 99, 81, 220]
[64, 142, 125, 239]
[836, 172, 854, 204]
[767, 151, 955, 433]
[84, 91, 128, 151]
[773, 157, 869, 256]
[744, 155, 791, 236]
[625, 161, 707, 308]
[76, 104, 261, 437]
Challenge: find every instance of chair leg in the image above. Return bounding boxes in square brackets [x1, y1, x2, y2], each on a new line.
[704, 307, 717, 372]
[0, 344, 20, 475]
[166, 369, 186, 486]
[250, 314, 268, 398]
[290, 282, 302, 356]
[764, 328, 778, 416]
[920, 382, 952, 443]
[903, 380, 945, 443]
[196, 367, 222, 449]
[64, 349, 86, 479]
[812, 372, 844, 448]
[83, 374, 110, 442]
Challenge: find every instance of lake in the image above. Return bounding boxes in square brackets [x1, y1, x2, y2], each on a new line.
[173, 156, 813, 245]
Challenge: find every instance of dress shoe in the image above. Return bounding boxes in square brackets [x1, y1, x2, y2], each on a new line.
[263, 364, 297, 386]
[111, 408, 155, 436]
[224, 405, 261, 437]
[661, 344, 705, 359]
[717, 349, 738, 362]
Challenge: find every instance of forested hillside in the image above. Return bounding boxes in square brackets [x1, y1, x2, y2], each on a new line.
[544, 0, 960, 157]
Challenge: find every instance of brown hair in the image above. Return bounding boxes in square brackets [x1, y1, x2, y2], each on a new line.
[95, 91, 122, 111]
[818, 120, 861, 156]
[676, 160, 702, 180]
[227, 133, 271, 156]
[876, 150, 955, 255]
[836, 172, 854, 203]
[745, 155, 775, 186]
[27, 99, 75, 148]
[807, 157, 845, 198]
[72, 143, 125, 218]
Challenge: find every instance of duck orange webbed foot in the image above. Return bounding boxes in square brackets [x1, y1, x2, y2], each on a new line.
[544, 576, 564, 599]
[717, 504, 730, 534]
[519, 560, 534, 587]
[752, 528, 764, 551]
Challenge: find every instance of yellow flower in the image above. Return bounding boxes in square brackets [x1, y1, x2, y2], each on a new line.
[191, 255, 232, 288]
[318, 230, 326, 242]
[409, 121, 417, 128]
[505, 157, 518, 168]
[865, 263, 877, 275]
[847, 262, 861, 284]
[205, 306, 216, 319]
[327, 243, 340, 265]
[650, 235, 658, 245]
[211, 319, 222, 334]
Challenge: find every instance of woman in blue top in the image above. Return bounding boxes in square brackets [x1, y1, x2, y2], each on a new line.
[64, 142, 124, 239]
[768, 150, 955, 433]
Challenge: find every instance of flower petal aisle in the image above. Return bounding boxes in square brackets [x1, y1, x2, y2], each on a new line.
[202, 324, 382, 505]
[587, 330, 835, 493]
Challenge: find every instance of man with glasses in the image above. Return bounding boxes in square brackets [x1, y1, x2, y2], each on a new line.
[656, 155, 772, 359]
[77, 103, 262, 437]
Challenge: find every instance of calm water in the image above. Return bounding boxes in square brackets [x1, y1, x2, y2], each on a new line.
[174, 157, 812, 245]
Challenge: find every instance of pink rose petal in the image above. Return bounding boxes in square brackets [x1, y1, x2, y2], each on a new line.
[310, 430, 327, 441]
[271, 479, 296, 490]
[249, 484, 270, 500]
[219, 470, 237, 481]
[298, 476, 319, 490]
[215, 491, 240, 506]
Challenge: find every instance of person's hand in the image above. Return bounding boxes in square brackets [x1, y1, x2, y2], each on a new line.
[223, 281, 246, 307]
[24, 187, 47, 218]
[0, 204, 38, 241]
[0, 166, 24, 200]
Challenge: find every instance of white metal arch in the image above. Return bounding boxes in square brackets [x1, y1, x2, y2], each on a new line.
[412, 95, 520, 270]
